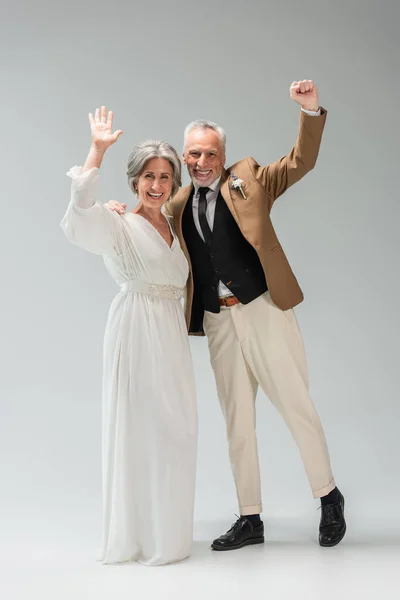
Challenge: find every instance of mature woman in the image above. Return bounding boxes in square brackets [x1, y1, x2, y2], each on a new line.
[61, 106, 197, 566]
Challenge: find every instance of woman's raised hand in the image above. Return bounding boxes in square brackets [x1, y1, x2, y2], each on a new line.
[88, 106, 123, 151]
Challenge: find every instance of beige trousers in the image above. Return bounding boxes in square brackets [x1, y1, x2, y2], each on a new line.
[203, 292, 335, 515]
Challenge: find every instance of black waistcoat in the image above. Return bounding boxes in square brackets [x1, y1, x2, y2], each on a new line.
[182, 190, 268, 332]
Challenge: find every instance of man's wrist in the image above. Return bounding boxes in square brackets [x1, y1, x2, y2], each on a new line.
[301, 104, 320, 112]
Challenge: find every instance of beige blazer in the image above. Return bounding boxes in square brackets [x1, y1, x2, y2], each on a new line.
[166, 109, 327, 335]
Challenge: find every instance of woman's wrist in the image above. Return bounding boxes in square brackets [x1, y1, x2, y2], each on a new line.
[90, 142, 107, 157]
[82, 143, 107, 172]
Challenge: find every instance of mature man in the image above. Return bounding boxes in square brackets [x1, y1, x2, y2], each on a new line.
[169, 80, 346, 550]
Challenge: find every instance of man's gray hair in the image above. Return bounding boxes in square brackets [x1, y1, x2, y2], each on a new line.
[183, 119, 226, 153]
[127, 140, 182, 197]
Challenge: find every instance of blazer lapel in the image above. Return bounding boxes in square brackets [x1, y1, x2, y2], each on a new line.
[219, 169, 240, 226]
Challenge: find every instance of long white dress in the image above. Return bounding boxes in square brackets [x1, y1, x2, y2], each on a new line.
[61, 166, 197, 566]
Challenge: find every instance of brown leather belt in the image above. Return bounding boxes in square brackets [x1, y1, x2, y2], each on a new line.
[219, 295, 240, 307]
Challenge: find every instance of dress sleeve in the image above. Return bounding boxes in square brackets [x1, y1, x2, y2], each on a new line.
[60, 166, 124, 256]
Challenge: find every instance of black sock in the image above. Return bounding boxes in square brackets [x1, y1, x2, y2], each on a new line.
[321, 487, 340, 506]
[242, 513, 262, 526]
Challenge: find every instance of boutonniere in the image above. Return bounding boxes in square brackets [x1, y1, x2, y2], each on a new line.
[230, 172, 246, 199]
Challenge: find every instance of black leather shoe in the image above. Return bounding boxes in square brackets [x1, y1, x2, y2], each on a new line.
[319, 489, 346, 547]
[211, 516, 264, 551]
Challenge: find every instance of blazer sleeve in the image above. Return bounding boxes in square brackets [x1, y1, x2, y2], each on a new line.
[248, 108, 327, 206]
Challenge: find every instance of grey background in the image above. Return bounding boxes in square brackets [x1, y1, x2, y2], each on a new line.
[1, 0, 399, 557]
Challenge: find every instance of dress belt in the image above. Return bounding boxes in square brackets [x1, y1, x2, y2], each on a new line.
[120, 280, 184, 300]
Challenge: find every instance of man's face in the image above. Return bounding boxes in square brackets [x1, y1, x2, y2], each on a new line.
[183, 128, 226, 187]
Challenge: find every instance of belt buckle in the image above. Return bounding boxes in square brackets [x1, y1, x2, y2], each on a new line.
[220, 295, 237, 307]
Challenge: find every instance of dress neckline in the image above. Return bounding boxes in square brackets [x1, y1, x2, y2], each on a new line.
[127, 212, 176, 250]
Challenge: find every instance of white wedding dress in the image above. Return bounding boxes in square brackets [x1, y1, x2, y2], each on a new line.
[61, 167, 197, 566]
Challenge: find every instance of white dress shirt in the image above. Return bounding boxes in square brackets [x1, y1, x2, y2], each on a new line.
[191, 107, 321, 297]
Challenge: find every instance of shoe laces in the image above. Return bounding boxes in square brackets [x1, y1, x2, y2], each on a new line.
[319, 503, 340, 526]
[228, 514, 248, 533]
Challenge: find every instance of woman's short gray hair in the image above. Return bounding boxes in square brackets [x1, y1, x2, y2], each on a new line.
[127, 140, 182, 198]
[183, 119, 226, 153]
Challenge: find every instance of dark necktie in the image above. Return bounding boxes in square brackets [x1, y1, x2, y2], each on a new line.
[198, 187, 212, 246]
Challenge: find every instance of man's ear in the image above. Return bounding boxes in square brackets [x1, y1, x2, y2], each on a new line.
[182, 152, 187, 165]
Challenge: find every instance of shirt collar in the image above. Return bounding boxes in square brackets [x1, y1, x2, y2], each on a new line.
[193, 175, 221, 195]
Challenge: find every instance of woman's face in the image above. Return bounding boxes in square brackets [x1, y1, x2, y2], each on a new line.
[136, 158, 173, 208]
